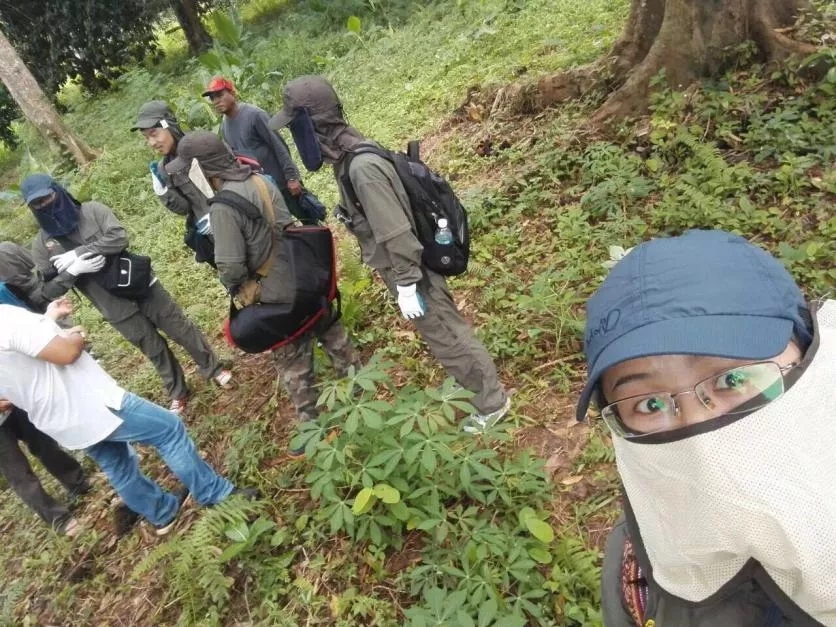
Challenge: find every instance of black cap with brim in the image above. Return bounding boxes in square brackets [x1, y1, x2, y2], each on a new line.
[268, 109, 293, 131]
[130, 117, 161, 132]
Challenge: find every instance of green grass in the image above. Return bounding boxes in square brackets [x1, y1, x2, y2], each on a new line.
[0, 0, 834, 625]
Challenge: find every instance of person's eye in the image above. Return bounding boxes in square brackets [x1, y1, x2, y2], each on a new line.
[634, 396, 669, 415]
[714, 369, 749, 391]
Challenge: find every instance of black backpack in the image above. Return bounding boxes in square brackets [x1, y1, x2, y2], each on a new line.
[209, 190, 340, 353]
[340, 141, 470, 276]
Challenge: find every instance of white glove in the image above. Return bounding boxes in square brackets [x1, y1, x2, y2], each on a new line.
[196, 215, 213, 236]
[151, 172, 168, 196]
[396, 283, 426, 320]
[50, 250, 78, 273]
[66, 252, 106, 276]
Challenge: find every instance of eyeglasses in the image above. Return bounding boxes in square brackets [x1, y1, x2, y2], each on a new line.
[601, 361, 798, 439]
[29, 191, 57, 211]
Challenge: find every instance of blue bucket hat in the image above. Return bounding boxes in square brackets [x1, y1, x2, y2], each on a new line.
[576, 229, 811, 421]
[20, 173, 54, 204]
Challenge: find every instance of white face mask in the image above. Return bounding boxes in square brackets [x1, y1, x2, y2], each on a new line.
[614, 300, 836, 625]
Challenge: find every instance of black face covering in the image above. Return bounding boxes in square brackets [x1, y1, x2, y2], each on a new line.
[288, 108, 324, 172]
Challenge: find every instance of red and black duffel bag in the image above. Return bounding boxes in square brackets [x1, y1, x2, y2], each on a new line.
[223, 225, 340, 353]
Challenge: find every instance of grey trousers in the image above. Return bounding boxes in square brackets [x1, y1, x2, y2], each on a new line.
[0, 409, 88, 527]
[272, 318, 361, 422]
[112, 282, 221, 401]
[382, 269, 506, 414]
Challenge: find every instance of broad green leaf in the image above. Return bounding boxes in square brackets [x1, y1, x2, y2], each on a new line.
[528, 547, 552, 564]
[294, 514, 309, 531]
[352, 487, 376, 515]
[373, 483, 400, 504]
[390, 501, 410, 521]
[455, 610, 476, 627]
[345, 413, 359, 434]
[346, 15, 361, 33]
[212, 12, 241, 47]
[361, 408, 383, 429]
[518, 506, 536, 527]
[524, 518, 554, 544]
[218, 542, 247, 562]
[248, 517, 276, 541]
[421, 447, 437, 472]
[224, 521, 249, 542]
[329, 504, 343, 533]
[477, 595, 497, 624]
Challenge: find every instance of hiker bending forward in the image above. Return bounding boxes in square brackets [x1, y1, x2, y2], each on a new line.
[269, 76, 508, 432]
[165, 132, 360, 455]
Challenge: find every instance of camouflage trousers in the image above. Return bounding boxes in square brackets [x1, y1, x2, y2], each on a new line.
[271, 317, 361, 422]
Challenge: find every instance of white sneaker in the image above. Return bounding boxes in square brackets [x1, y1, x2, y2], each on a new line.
[463, 395, 512, 434]
[213, 369, 233, 388]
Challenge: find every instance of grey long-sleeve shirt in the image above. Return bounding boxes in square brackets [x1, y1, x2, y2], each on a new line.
[210, 175, 295, 303]
[31, 201, 142, 322]
[334, 147, 424, 286]
[220, 103, 301, 189]
[154, 155, 212, 221]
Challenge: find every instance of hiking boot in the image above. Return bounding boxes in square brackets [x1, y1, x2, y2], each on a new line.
[213, 369, 233, 389]
[149, 487, 191, 536]
[230, 487, 261, 500]
[57, 517, 82, 538]
[462, 395, 512, 434]
[169, 396, 188, 415]
[67, 481, 93, 504]
[114, 503, 141, 537]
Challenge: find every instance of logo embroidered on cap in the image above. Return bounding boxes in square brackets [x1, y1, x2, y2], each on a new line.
[586, 308, 621, 344]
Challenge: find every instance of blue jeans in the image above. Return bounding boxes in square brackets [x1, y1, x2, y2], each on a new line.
[87, 393, 233, 526]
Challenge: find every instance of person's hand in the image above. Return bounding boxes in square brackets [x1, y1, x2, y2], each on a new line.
[396, 284, 426, 319]
[150, 162, 168, 195]
[64, 325, 86, 339]
[46, 297, 74, 320]
[286, 179, 303, 197]
[51, 250, 78, 273]
[0, 399, 13, 413]
[67, 252, 106, 276]
[196, 215, 213, 235]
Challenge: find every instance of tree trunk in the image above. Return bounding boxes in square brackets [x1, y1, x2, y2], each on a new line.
[0, 27, 98, 167]
[589, 0, 817, 123]
[172, 0, 212, 56]
[486, 0, 818, 123]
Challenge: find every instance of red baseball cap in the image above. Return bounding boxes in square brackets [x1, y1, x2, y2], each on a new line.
[202, 76, 236, 97]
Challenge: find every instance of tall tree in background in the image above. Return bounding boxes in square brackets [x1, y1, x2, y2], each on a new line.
[172, 0, 212, 55]
[0, 28, 98, 166]
[588, 0, 820, 121]
[0, 0, 166, 95]
[491, 0, 822, 123]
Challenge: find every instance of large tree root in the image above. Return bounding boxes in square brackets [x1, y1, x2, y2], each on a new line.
[484, 0, 820, 126]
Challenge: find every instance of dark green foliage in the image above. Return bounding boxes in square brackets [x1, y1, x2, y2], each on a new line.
[0, 87, 20, 148]
[0, 0, 168, 95]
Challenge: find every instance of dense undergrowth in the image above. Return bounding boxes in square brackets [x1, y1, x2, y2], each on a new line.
[0, 0, 833, 625]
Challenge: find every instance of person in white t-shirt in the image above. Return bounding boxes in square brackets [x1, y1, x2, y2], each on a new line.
[0, 303, 252, 534]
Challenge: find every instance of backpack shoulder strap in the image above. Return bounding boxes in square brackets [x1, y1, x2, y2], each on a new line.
[339, 145, 392, 213]
[251, 175, 277, 228]
[209, 189, 264, 222]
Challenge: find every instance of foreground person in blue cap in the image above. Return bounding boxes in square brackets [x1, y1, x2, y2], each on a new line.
[578, 230, 835, 627]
